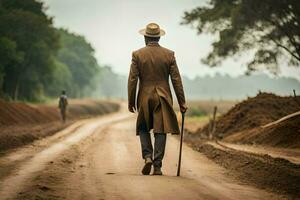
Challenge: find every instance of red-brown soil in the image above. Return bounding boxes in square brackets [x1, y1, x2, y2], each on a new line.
[0, 115, 279, 200]
[184, 137, 300, 199]
[0, 100, 119, 126]
[197, 92, 300, 143]
[183, 93, 300, 199]
[224, 114, 300, 148]
[0, 99, 119, 152]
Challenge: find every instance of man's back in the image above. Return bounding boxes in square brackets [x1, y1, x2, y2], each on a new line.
[59, 94, 68, 109]
[133, 42, 174, 82]
[127, 22, 187, 175]
[128, 40, 186, 135]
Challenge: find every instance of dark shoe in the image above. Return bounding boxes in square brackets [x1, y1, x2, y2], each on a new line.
[153, 167, 163, 175]
[142, 157, 152, 175]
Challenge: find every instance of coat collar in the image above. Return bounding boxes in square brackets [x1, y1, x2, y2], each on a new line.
[146, 41, 160, 47]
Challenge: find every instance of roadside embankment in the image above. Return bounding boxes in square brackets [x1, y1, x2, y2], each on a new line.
[183, 93, 300, 199]
[0, 99, 120, 152]
[194, 92, 300, 148]
[184, 137, 300, 199]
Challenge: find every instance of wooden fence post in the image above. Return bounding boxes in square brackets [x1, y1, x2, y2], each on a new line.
[210, 106, 218, 139]
[293, 89, 300, 108]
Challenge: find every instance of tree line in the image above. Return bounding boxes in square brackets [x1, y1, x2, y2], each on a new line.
[0, 0, 117, 101]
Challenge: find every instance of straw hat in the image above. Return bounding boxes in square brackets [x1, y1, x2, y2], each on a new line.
[139, 23, 165, 37]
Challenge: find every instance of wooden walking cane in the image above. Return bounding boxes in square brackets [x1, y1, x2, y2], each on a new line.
[177, 112, 185, 176]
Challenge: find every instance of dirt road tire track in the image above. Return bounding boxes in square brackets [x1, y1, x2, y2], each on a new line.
[0, 119, 89, 181]
[0, 108, 283, 200]
[0, 110, 130, 200]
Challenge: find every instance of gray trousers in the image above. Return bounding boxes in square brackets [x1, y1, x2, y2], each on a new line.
[60, 108, 66, 122]
[139, 132, 167, 168]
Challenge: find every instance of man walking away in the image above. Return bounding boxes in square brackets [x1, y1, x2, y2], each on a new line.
[58, 90, 68, 123]
[128, 23, 187, 175]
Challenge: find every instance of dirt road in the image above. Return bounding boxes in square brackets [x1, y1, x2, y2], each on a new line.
[0, 106, 281, 200]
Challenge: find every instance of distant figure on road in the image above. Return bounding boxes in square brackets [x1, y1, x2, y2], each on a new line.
[58, 90, 68, 123]
[128, 23, 187, 175]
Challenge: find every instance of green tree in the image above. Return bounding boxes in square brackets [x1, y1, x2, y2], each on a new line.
[55, 29, 100, 98]
[95, 66, 126, 98]
[182, 0, 300, 74]
[0, 37, 24, 98]
[0, 0, 59, 100]
[43, 58, 73, 97]
[0, 0, 104, 101]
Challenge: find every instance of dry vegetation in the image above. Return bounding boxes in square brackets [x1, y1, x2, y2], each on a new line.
[179, 100, 237, 133]
[185, 100, 238, 116]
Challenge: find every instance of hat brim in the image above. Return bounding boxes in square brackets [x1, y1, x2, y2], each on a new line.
[139, 28, 165, 37]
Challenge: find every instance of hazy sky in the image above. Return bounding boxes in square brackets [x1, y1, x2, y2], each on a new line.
[43, 0, 300, 80]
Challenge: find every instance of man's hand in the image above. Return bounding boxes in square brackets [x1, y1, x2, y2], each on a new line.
[180, 104, 188, 113]
[128, 105, 136, 113]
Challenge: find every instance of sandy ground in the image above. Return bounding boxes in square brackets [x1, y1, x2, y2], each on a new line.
[0, 105, 282, 200]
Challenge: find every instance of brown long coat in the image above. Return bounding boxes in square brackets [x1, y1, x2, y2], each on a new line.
[128, 42, 186, 135]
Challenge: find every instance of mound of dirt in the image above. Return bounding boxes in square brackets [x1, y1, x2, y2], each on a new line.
[225, 113, 300, 148]
[199, 92, 300, 138]
[0, 100, 58, 126]
[0, 100, 119, 152]
[186, 142, 300, 199]
[0, 100, 119, 126]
